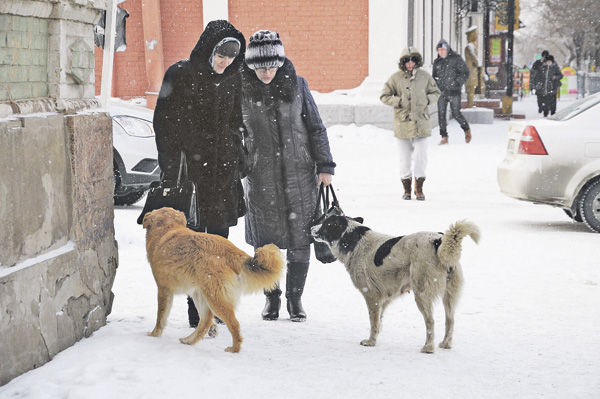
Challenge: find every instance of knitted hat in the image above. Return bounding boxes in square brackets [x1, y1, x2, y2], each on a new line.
[214, 37, 240, 58]
[436, 39, 449, 50]
[245, 30, 285, 70]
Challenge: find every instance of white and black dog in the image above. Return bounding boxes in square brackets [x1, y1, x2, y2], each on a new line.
[311, 215, 480, 353]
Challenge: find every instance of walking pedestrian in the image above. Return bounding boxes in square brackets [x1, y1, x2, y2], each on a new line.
[241, 30, 336, 322]
[153, 20, 248, 328]
[534, 54, 563, 117]
[432, 39, 471, 145]
[530, 50, 549, 113]
[380, 47, 440, 201]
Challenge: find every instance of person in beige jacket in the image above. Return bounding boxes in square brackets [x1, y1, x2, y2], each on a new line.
[380, 47, 440, 201]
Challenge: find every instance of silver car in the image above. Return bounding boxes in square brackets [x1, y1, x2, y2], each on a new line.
[110, 102, 161, 205]
[497, 92, 600, 233]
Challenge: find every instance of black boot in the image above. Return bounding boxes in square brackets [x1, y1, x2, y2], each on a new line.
[286, 262, 309, 322]
[187, 296, 199, 328]
[261, 286, 282, 321]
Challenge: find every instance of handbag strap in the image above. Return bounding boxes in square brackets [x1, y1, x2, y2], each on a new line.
[177, 151, 188, 185]
[314, 183, 339, 218]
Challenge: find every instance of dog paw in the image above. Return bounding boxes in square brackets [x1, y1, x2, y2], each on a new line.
[360, 339, 376, 347]
[179, 337, 194, 345]
[439, 340, 452, 349]
[208, 324, 218, 338]
[147, 330, 162, 337]
[225, 346, 240, 353]
[420, 345, 435, 354]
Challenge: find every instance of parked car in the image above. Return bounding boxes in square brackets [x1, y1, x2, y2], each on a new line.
[497, 92, 600, 233]
[110, 101, 160, 206]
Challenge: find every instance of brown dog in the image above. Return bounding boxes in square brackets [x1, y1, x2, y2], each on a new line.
[142, 207, 285, 353]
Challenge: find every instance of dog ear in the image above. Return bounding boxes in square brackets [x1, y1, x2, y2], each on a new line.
[353, 217, 364, 224]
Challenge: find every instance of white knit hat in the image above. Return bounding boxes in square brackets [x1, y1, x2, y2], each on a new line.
[245, 30, 285, 70]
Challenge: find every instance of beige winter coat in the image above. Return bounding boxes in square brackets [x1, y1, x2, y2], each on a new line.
[380, 47, 441, 139]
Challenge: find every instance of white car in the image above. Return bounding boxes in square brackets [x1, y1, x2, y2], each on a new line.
[497, 92, 600, 233]
[110, 102, 161, 205]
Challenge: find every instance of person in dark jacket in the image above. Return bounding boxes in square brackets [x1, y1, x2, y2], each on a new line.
[534, 55, 563, 117]
[153, 20, 247, 328]
[432, 39, 471, 145]
[241, 30, 336, 322]
[530, 50, 549, 113]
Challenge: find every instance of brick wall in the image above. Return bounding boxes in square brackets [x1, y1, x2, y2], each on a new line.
[0, 14, 49, 100]
[231, 0, 369, 92]
[94, 0, 203, 99]
[95, 0, 368, 100]
[159, 0, 203, 71]
[95, 1, 146, 99]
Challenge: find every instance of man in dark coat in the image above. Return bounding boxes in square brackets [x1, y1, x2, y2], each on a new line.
[153, 19, 247, 327]
[530, 50, 549, 113]
[432, 39, 471, 145]
[241, 31, 336, 322]
[534, 55, 563, 117]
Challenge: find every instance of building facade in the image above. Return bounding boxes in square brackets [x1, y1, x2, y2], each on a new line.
[95, 0, 476, 108]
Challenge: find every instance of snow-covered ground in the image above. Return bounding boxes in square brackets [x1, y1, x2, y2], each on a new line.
[2, 94, 599, 399]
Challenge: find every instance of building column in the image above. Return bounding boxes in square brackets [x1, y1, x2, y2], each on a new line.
[141, 0, 164, 109]
[357, 0, 408, 97]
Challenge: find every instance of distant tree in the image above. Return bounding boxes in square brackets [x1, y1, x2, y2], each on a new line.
[536, 0, 600, 70]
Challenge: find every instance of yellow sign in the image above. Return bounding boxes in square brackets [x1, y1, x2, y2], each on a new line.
[495, 0, 520, 31]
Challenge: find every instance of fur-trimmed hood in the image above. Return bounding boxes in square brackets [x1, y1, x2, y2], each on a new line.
[398, 47, 423, 72]
[241, 57, 298, 104]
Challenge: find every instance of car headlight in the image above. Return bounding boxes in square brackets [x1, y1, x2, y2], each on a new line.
[113, 115, 155, 138]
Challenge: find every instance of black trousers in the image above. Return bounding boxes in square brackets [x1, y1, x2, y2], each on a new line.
[437, 93, 470, 136]
[540, 93, 557, 116]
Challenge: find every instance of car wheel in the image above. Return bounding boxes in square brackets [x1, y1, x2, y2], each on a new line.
[563, 208, 583, 223]
[578, 179, 600, 233]
[114, 189, 147, 206]
[113, 163, 147, 206]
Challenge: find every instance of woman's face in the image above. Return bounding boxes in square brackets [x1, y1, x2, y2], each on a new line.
[255, 67, 278, 84]
[212, 54, 235, 74]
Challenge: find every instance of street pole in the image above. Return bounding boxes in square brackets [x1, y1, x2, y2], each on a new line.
[483, 1, 491, 98]
[503, 0, 515, 114]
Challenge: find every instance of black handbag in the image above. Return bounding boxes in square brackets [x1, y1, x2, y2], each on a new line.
[311, 183, 344, 264]
[137, 151, 199, 228]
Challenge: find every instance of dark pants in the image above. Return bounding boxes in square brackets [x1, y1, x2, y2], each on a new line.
[536, 92, 544, 112]
[540, 93, 557, 116]
[437, 93, 470, 136]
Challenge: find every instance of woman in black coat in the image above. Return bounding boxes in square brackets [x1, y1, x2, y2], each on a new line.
[241, 31, 336, 322]
[534, 55, 563, 117]
[153, 20, 247, 328]
[153, 20, 247, 235]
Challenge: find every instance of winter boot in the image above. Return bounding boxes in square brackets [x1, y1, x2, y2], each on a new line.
[187, 296, 199, 328]
[261, 286, 282, 321]
[286, 262, 309, 322]
[401, 178, 412, 200]
[464, 129, 472, 143]
[439, 136, 449, 145]
[415, 177, 426, 201]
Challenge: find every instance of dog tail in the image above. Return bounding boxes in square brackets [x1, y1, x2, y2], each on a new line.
[438, 220, 480, 267]
[242, 244, 286, 294]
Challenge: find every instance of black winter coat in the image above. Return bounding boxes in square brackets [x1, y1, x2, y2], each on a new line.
[534, 62, 563, 96]
[153, 20, 247, 229]
[432, 41, 470, 96]
[241, 58, 336, 249]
